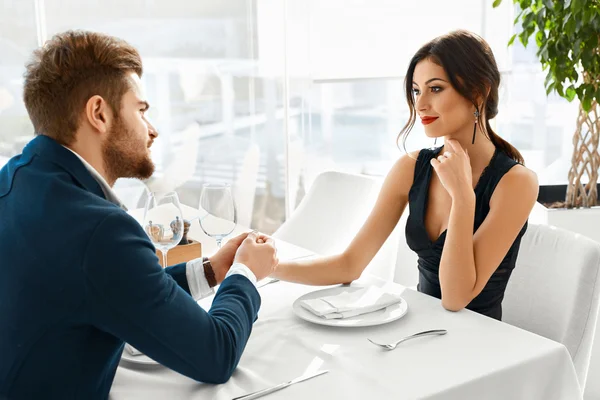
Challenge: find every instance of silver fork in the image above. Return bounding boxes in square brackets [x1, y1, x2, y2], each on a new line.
[368, 329, 447, 350]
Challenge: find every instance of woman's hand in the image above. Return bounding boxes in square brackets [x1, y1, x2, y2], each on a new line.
[430, 139, 473, 200]
[209, 232, 250, 283]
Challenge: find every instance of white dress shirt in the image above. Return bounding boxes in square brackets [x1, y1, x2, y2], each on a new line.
[63, 146, 257, 300]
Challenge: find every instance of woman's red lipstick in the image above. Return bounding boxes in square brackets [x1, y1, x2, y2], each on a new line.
[421, 117, 438, 125]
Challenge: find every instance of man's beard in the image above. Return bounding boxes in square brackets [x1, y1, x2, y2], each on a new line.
[102, 117, 155, 184]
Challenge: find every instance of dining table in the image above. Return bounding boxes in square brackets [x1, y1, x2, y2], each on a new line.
[112, 205, 583, 399]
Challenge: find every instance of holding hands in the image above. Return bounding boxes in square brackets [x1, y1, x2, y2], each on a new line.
[234, 231, 279, 281]
[430, 140, 473, 200]
[209, 231, 278, 283]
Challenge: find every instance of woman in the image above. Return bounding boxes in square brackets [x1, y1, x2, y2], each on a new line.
[273, 30, 539, 320]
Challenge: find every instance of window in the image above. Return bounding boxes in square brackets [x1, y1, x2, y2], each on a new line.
[0, 1, 38, 168]
[0, 0, 579, 234]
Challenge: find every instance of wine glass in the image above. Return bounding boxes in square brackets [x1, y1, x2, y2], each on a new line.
[199, 183, 237, 248]
[143, 191, 184, 268]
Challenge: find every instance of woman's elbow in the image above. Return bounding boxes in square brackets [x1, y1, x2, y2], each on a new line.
[346, 266, 364, 283]
[340, 252, 366, 283]
[441, 296, 468, 312]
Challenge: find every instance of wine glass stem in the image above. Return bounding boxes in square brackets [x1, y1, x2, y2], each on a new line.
[162, 250, 168, 268]
[216, 239, 222, 249]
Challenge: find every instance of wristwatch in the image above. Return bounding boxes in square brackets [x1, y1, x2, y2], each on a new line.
[202, 257, 217, 288]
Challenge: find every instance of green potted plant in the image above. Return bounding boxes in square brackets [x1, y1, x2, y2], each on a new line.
[493, 2, 600, 396]
[492, 0, 600, 238]
[493, 0, 599, 208]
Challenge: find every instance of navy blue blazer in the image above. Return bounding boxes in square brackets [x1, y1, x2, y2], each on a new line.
[0, 135, 261, 399]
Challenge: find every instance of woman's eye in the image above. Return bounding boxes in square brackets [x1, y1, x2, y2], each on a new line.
[430, 86, 442, 93]
[412, 88, 420, 96]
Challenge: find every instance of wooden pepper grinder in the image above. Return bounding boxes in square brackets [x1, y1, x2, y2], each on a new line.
[180, 219, 192, 245]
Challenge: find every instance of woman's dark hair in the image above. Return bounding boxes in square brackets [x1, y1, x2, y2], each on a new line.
[398, 30, 523, 164]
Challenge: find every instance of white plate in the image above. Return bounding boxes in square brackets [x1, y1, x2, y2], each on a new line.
[292, 285, 408, 327]
[120, 346, 159, 365]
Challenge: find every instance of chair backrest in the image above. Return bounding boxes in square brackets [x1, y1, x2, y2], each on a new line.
[273, 170, 400, 280]
[233, 144, 260, 228]
[112, 178, 149, 210]
[148, 123, 201, 195]
[393, 210, 419, 287]
[503, 223, 600, 390]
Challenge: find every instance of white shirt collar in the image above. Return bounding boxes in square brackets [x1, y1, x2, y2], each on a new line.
[62, 146, 126, 210]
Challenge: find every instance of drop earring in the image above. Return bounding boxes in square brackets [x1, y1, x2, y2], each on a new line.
[472, 108, 480, 144]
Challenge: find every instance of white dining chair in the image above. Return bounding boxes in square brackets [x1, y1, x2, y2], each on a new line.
[233, 143, 260, 228]
[502, 223, 600, 392]
[390, 209, 420, 287]
[112, 178, 149, 210]
[273, 170, 400, 280]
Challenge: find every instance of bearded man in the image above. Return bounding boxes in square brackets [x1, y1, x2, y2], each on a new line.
[0, 30, 278, 400]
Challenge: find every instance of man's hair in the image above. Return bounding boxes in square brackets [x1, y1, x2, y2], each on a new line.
[23, 30, 143, 145]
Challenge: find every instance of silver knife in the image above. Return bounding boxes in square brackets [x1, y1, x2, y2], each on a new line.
[256, 278, 280, 288]
[231, 370, 329, 400]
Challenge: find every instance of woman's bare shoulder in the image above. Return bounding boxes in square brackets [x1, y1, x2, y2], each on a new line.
[383, 149, 423, 198]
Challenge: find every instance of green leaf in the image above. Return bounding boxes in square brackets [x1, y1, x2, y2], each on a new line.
[582, 47, 593, 70]
[535, 30, 544, 47]
[519, 30, 530, 47]
[590, 34, 599, 50]
[576, 15, 583, 30]
[522, 11, 536, 29]
[566, 86, 577, 101]
[519, 0, 533, 9]
[547, 41, 556, 60]
[539, 41, 549, 58]
[542, 0, 553, 9]
[535, 11, 546, 31]
[544, 70, 554, 88]
[564, 0, 572, 9]
[508, 34, 517, 47]
[571, 0, 585, 13]
[492, 0, 503, 7]
[556, 82, 565, 97]
[514, 9, 525, 25]
[571, 70, 579, 84]
[583, 9, 592, 24]
[583, 95, 592, 112]
[565, 16, 576, 35]
[562, 12, 572, 29]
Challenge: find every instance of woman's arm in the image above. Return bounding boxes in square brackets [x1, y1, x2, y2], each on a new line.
[438, 163, 538, 311]
[272, 152, 418, 285]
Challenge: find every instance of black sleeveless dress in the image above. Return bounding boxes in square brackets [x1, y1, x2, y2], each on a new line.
[405, 146, 527, 320]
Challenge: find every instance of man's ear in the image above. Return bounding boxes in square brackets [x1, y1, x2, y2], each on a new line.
[84, 95, 112, 135]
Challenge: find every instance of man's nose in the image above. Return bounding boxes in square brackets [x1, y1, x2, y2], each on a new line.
[147, 121, 158, 139]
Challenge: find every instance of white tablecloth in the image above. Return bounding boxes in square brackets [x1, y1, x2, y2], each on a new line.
[110, 247, 582, 400]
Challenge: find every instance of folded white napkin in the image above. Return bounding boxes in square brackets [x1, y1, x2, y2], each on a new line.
[300, 286, 403, 319]
[125, 343, 142, 356]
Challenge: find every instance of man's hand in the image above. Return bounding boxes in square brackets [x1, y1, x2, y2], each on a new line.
[208, 232, 249, 283]
[234, 231, 278, 281]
